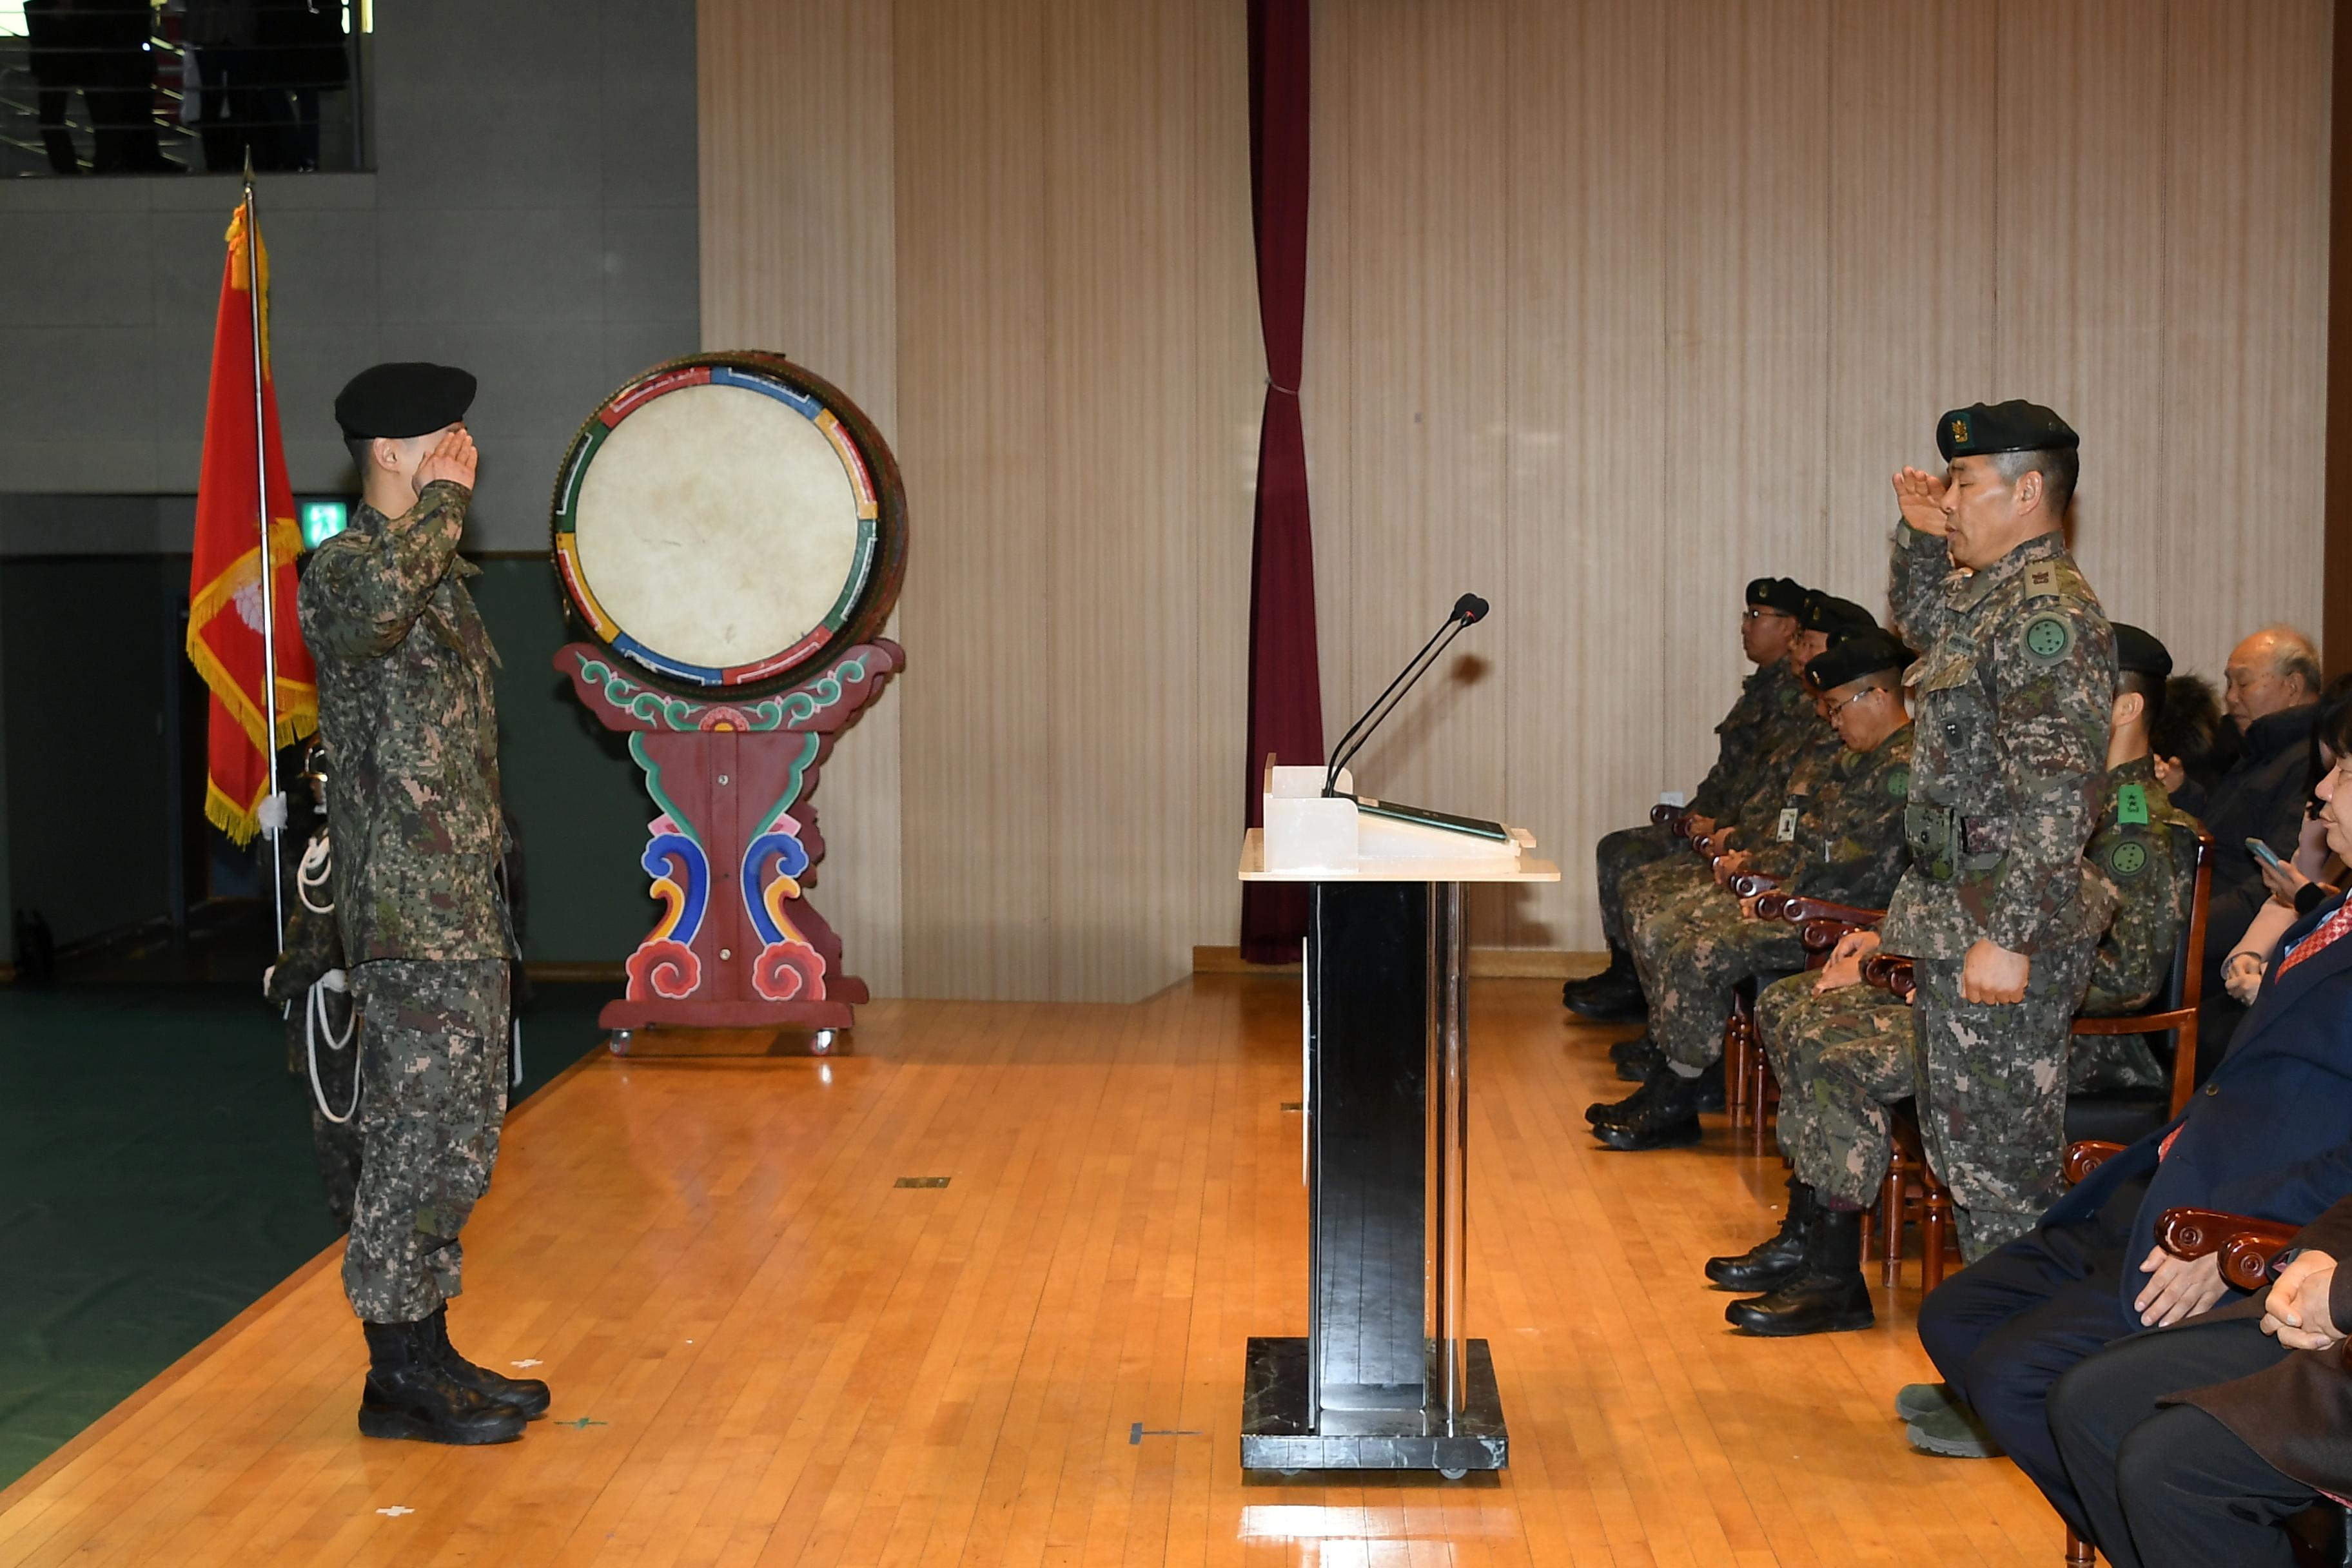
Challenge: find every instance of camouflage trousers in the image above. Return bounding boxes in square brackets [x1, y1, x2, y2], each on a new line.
[286, 987, 363, 1231]
[1595, 824, 1680, 948]
[1756, 974, 1916, 1209]
[343, 959, 511, 1322]
[1618, 854, 1712, 950]
[1632, 883, 1807, 1072]
[1912, 939, 2094, 1262]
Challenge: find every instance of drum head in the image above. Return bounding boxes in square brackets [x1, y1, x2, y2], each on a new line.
[551, 353, 906, 694]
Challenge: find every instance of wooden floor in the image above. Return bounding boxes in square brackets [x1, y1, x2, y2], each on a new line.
[0, 976, 2063, 1566]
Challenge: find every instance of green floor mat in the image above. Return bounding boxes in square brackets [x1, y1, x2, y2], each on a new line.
[0, 980, 612, 1489]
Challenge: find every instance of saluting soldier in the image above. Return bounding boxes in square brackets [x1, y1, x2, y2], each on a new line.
[1883, 401, 2115, 1259]
[1590, 629, 1916, 1151]
[1569, 576, 1811, 1023]
[300, 362, 547, 1446]
[1710, 623, 2190, 1346]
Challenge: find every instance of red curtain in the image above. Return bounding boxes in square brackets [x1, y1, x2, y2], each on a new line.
[1239, 0, 1324, 963]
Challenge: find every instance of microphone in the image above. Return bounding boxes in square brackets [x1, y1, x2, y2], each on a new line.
[1321, 593, 1489, 796]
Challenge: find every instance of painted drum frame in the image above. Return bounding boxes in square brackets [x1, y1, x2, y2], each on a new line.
[549, 351, 908, 698]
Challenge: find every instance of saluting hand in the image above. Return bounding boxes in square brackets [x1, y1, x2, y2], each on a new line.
[1892, 466, 1949, 536]
[416, 427, 478, 492]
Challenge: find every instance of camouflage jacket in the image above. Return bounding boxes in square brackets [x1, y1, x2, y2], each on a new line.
[1880, 525, 2115, 959]
[1729, 702, 1840, 848]
[1689, 658, 1806, 819]
[296, 480, 511, 963]
[2080, 756, 2199, 1015]
[1749, 723, 1915, 908]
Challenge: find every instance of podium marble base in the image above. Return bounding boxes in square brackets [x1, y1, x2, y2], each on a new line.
[1239, 1336, 1508, 1476]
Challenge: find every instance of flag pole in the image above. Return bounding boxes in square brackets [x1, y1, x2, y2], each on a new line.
[243, 151, 286, 949]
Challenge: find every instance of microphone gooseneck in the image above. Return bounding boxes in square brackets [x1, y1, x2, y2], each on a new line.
[1322, 593, 1490, 795]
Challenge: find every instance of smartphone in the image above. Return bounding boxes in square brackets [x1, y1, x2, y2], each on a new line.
[2246, 836, 2288, 874]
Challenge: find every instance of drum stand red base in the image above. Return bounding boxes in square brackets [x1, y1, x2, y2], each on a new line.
[556, 638, 903, 1044]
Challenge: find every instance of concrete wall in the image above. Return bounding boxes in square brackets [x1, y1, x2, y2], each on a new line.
[0, 0, 698, 964]
[0, 0, 699, 553]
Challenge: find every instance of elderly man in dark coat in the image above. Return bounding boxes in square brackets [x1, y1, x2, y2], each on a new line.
[2047, 1193, 2352, 1567]
[2194, 625, 2323, 1069]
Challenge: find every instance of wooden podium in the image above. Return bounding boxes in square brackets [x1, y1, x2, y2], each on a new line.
[1236, 766, 1558, 1477]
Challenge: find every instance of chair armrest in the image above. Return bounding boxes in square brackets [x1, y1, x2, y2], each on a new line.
[2064, 1141, 2127, 1187]
[1861, 953, 1916, 999]
[1651, 804, 1690, 832]
[1729, 872, 1780, 899]
[2157, 1207, 2302, 1291]
[1770, 896, 1885, 927]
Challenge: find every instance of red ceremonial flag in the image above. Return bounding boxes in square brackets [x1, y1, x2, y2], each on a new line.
[187, 198, 316, 845]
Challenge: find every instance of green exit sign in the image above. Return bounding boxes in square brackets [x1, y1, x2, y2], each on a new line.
[300, 500, 349, 548]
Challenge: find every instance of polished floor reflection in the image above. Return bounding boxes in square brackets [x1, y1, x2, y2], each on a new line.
[0, 976, 2057, 1564]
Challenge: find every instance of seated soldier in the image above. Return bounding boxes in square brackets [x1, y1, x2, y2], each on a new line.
[1906, 694, 2352, 1525]
[1589, 628, 1916, 1151]
[1707, 624, 2191, 1340]
[1569, 576, 1810, 1023]
[1600, 590, 1876, 1064]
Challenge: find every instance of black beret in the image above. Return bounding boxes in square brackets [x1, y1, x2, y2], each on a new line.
[1799, 592, 1877, 641]
[1936, 400, 2079, 462]
[335, 362, 477, 440]
[1746, 576, 1808, 616]
[1805, 629, 1914, 693]
[2112, 622, 2173, 680]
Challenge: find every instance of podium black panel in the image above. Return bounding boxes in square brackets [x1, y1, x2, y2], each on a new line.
[1240, 879, 1509, 1477]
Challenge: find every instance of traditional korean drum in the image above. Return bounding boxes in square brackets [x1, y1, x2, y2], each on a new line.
[551, 352, 906, 694]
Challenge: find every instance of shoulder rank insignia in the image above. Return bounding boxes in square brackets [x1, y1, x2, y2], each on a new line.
[2116, 783, 2149, 827]
[2023, 612, 2075, 663]
[2104, 837, 2150, 880]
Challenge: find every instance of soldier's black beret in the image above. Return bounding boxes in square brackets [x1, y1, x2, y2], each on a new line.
[1799, 592, 1877, 641]
[335, 362, 477, 440]
[1805, 629, 1914, 693]
[2112, 622, 2173, 680]
[1746, 576, 1808, 616]
[1936, 400, 2079, 462]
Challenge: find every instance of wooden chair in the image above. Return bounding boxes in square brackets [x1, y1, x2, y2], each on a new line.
[2066, 828, 2215, 1141]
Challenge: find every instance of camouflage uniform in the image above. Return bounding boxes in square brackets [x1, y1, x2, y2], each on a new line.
[1595, 658, 1807, 948]
[1883, 522, 2113, 1258]
[298, 478, 516, 1324]
[1634, 725, 1914, 1074]
[264, 821, 363, 1230]
[2070, 756, 2199, 1092]
[1616, 699, 1840, 939]
[1758, 756, 2195, 1205]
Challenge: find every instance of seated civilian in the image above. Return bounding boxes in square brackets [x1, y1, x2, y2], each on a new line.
[2046, 1193, 2352, 1568]
[1907, 697, 2352, 1519]
[2194, 625, 2322, 1067]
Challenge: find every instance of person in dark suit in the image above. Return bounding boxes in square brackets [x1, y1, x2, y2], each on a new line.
[1908, 692, 2352, 1533]
[2045, 1195, 2352, 1568]
[2195, 626, 2322, 1069]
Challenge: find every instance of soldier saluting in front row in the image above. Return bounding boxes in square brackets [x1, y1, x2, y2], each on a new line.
[1884, 401, 2115, 1260]
[299, 363, 547, 1445]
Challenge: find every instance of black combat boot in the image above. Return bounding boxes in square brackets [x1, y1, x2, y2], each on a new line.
[1607, 1032, 1655, 1065]
[1705, 1177, 1816, 1291]
[1563, 944, 1634, 1008]
[1613, 1037, 1663, 1081]
[1724, 1204, 1874, 1336]
[1565, 963, 1648, 1024]
[1590, 1070, 1702, 1150]
[358, 1318, 528, 1445]
[427, 1305, 551, 1420]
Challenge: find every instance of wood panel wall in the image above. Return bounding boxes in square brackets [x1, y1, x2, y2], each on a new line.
[700, 0, 2331, 999]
